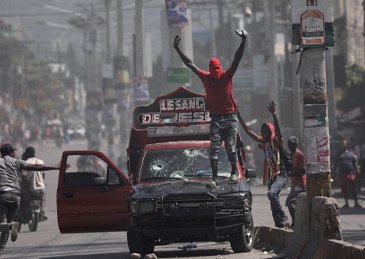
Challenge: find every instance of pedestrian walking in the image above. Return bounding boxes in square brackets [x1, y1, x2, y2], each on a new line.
[238, 101, 289, 228]
[284, 136, 306, 228]
[0, 143, 60, 250]
[173, 29, 248, 187]
[334, 139, 362, 208]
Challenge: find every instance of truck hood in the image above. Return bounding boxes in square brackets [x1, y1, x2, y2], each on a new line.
[131, 178, 250, 199]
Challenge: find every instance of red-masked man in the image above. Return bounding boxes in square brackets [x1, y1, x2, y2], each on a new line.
[173, 29, 248, 187]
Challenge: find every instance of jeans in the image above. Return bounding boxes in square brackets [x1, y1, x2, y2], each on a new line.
[267, 176, 289, 227]
[0, 192, 20, 248]
[285, 185, 305, 210]
[209, 114, 238, 163]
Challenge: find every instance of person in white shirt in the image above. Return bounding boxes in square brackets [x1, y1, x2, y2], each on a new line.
[20, 146, 47, 220]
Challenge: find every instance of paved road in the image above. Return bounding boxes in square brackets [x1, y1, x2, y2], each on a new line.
[1, 139, 364, 258]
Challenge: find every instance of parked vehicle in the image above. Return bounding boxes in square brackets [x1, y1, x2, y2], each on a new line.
[56, 87, 256, 256]
[67, 122, 86, 139]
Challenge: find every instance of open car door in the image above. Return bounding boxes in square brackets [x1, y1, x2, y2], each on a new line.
[57, 150, 132, 233]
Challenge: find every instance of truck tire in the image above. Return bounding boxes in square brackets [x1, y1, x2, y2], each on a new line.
[127, 227, 155, 256]
[229, 213, 254, 253]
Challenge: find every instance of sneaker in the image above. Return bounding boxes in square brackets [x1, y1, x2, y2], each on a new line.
[143, 254, 157, 259]
[342, 204, 349, 208]
[206, 180, 217, 188]
[228, 174, 239, 184]
[130, 253, 141, 259]
[39, 214, 48, 222]
[10, 222, 19, 242]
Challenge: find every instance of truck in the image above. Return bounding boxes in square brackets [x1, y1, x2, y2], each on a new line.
[56, 87, 255, 256]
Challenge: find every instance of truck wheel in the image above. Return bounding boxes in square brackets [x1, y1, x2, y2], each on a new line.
[127, 227, 155, 256]
[229, 213, 254, 253]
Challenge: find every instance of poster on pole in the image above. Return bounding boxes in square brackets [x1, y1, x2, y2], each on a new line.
[165, 0, 189, 28]
[304, 126, 330, 169]
[133, 78, 150, 102]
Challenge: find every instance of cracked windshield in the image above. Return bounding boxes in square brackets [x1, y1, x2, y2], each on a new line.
[141, 147, 231, 181]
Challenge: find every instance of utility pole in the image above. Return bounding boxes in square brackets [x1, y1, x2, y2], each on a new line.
[115, 0, 130, 156]
[103, 0, 115, 159]
[134, 0, 144, 79]
[266, 1, 279, 108]
[69, 4, 103, 150]
[291, 0, 335, 227]
[116, 0, 123, 56]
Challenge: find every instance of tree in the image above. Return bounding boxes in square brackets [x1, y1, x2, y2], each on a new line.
[338, 64, 365, 112]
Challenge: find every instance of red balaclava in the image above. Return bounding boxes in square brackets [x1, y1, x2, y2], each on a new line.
[209, 58, 222, 80]
[260, 122, 275, 141]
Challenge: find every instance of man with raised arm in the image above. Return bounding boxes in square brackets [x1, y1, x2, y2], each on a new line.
[238, 102, 289, 228]
[173, 29, 248, 187]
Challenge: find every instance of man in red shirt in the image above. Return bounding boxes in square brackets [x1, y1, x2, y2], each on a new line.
[173, 29, 247, 187]
[239, 101, 289, 228]
[285, 136, 306, 227]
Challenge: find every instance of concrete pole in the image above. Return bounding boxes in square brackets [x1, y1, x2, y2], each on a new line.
[135, 0, 144, 78]
[326, 46, 337, 136]
[90, 5, 97, 90]
[209, 8, 217, 58]
[105, 0, 112, 62]
[116, 0, 123, 56]
[265, 1, 279, 108]
[116, 0, 129, 153]
[301, 47, 332, 233]
[104, 0, 114, 159]
[292, 52, 303, 140]
[292, 0, 333, 230]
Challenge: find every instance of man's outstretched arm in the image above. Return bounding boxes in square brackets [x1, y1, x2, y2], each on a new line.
[237, 111, 262, 143]
[173, 34, 200, 76]
[267, 101, 283, 141]
[23, 164, 60, 171]
[229, 29, 248, 74]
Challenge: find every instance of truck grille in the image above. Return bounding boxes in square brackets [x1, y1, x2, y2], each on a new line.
[133, 192, 249, 234]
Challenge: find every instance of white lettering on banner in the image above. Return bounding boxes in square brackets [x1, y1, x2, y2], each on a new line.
[159, 98, 205, 112]
[176, 112, 210, 122]
[141, 113, 161, 124]
[140, 111, 210, 125]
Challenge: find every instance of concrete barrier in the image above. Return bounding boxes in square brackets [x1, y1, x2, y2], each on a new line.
[253, 194, 365, 259]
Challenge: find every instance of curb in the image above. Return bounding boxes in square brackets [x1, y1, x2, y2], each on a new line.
[254, 226, 365, 259]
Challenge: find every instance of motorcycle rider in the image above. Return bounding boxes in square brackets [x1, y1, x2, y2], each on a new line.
[0, 143, 60, 250]
[19, 146, 47, 221]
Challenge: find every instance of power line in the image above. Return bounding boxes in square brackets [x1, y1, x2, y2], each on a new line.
[0, 12, 78, 18]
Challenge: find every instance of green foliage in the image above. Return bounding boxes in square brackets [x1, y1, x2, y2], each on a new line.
[338, 64, 365, 112]
[0, 19, 64, 116]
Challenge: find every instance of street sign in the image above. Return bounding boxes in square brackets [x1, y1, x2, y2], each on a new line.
[166, 67, 191, 84]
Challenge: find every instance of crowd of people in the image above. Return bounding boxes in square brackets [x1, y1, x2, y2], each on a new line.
[0, 114, 71, 150]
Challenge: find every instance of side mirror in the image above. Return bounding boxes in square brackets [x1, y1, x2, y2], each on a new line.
[245, 168, 257, 179]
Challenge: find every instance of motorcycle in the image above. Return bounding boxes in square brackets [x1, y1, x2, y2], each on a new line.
[14, 189, 45, 232]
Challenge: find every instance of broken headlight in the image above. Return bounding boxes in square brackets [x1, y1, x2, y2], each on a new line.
[131, 200, 156, 215]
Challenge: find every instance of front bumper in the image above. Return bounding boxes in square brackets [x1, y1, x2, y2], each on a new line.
[130, 192, 252, 242]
